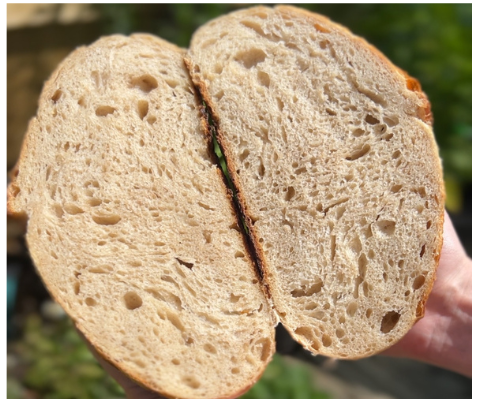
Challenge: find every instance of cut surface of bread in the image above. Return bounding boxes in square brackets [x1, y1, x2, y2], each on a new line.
[187, 6, 445, 359]
[7, 34, 276, 399]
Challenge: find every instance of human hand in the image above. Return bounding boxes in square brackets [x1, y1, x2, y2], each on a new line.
[383, 211, 472, 377]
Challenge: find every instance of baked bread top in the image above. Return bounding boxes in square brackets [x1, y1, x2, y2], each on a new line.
[8, 34, 275, 399]
[186, 5, 445, 359]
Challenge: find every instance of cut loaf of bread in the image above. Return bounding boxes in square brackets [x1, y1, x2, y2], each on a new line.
[7, 34, 276, 399]
[186, 6, 445, 359]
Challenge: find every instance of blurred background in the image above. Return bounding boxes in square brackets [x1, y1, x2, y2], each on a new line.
[7, 4, 471, 399]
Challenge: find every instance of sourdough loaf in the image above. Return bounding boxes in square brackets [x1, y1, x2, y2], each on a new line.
[186, 5, 445, 359]
[7, 34, 276, 399]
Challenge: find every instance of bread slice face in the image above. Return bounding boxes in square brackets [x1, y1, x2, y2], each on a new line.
[7, 34, 276, 399]
[186, 6, 445, 359]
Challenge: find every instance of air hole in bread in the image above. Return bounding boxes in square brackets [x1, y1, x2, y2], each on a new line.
[382, 133, 394, 141]
[310, 310, 325, 320]
[358, 254, 368, 278]
[64, 203, 84, 215]
[77, 97, 85, 107]
[54, 204, 64, 218]
[383, 272, 388, 282]
[314, 22, 330, 33]
[172, 359, 180, 365]
[329, 234, 336, 261]
[176, 258, 194, 270]
[365, 114, 380, 125]
[413, 275, 426, 290]
[325, 108, 337, 116]
[235, 48, 267, 69]
[95, 106, 116, 117]
[291, 279, 323, 298]
[231, 249, 244, 259]
[319, 40, 329, 49]
[137, 100, 149, 120]
[426, 220, 432, 229]
[362, 281, 370, 297]
[352, 128, 365, 137]
[163, 79, 178, 89]
[133, 359, 146, 368]
[204, 343, 217, 354]
[383, 116, 399, 127]
[200, 230, 212, 244]
[73, 282, 80, 295]
[375, 124, 387, 135]
[128, 261, 142, 267]
[229, 222, 241, 232]
[182, 376, 200, 389]
[89, 265, 112, 274]
[240, 20, 267, 37]
[92, 214, 121, 226]
[420, 245, 426, 258]
[48, 184, 57, 199]
[305, 302, 318, 311]
[147, 116, 157, 125]
[380, 311, 401, 333]
[124, 292, 143, 310]
[258, 161, 265, 178]
[391, 184, 402, 193]
[376, 220, 396, 236]
[335, 329, 345, 339]
[346, 144, 371, 161]
[320, 334, 332, 347]
[131, 74, 158, 93]
[257, 71, 270, 88]
[85, 297, 97, 307]
[349, 236, 362, 254]
[392, 150, 402, 159]
[417, 187, 427, 197]
[239, 149, 250, 161]
[255, 338, 272, 361]
[87, 198, 102, 207]
[346, 302, 358, 317]
[366, 308, 373, 318]
[231, 367, 240, 375]
[285, 186, 296, 201]
[51, 89, 62, 103]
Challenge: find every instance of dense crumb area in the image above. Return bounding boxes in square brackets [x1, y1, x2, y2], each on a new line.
[188, 6, 444, 358]
[10, 35, 275, 398]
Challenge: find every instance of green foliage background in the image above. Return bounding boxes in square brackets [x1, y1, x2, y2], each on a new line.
[96, 4, 472, 210]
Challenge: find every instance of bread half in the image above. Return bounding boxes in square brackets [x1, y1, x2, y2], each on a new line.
[186, 6, 445, 359]
[7, 34, 276, 399]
